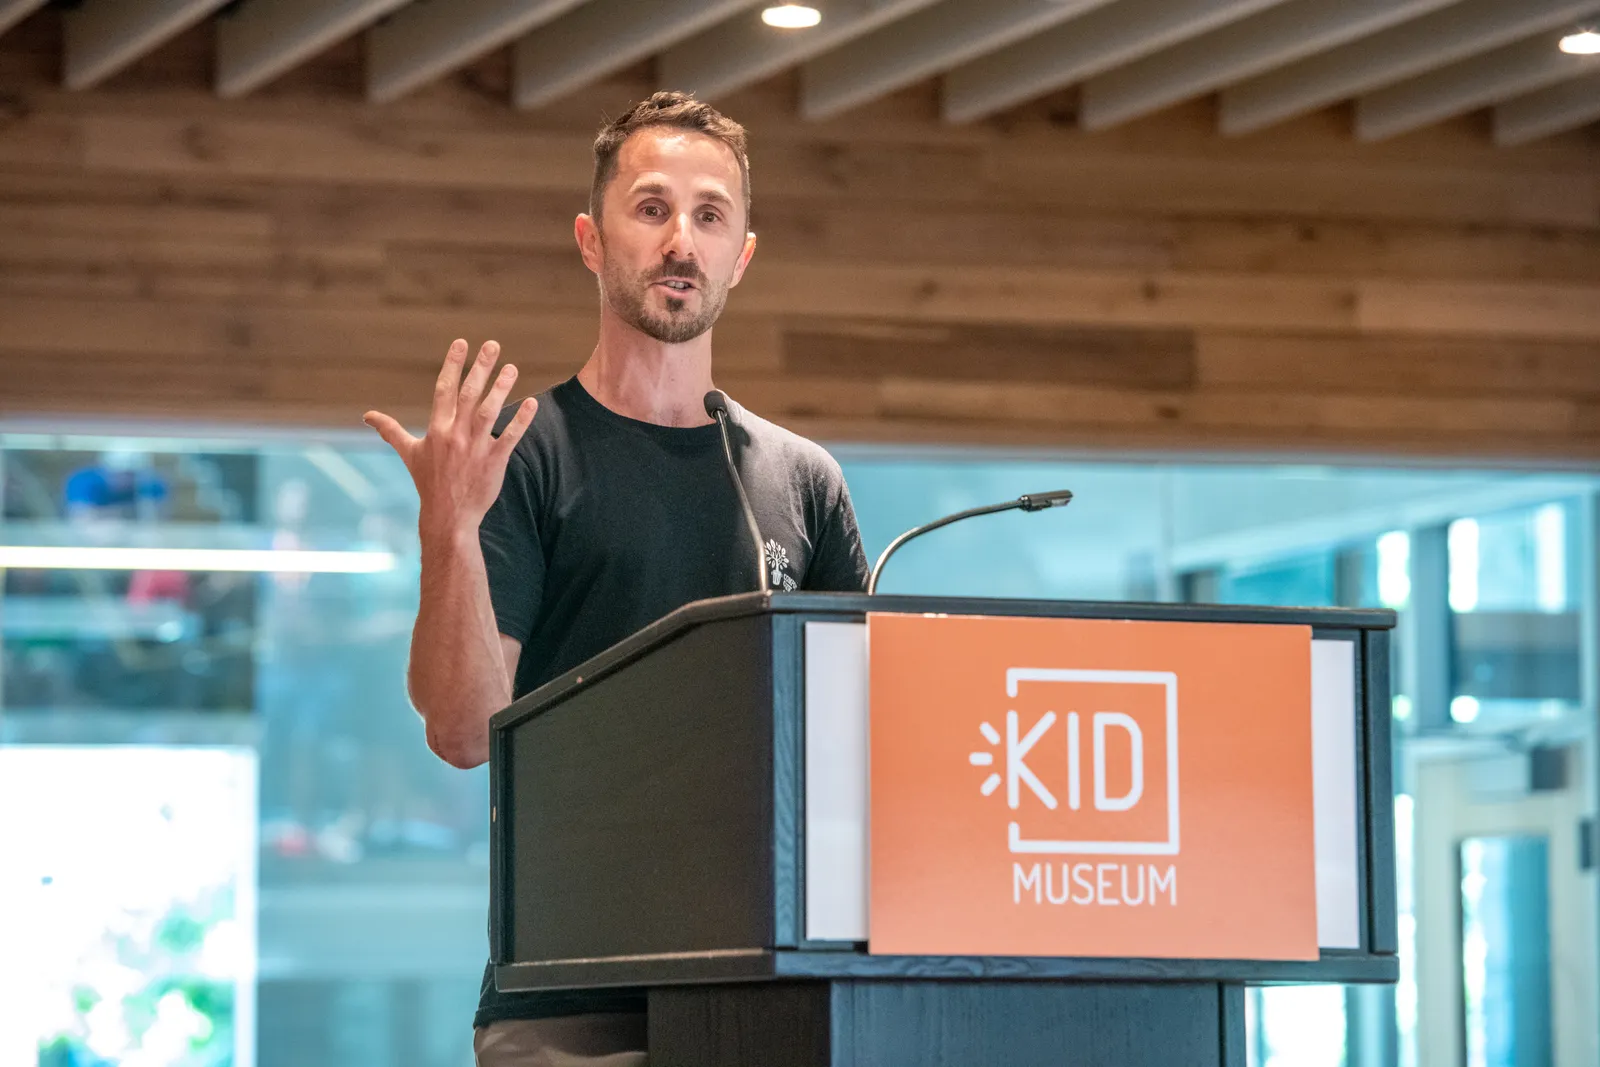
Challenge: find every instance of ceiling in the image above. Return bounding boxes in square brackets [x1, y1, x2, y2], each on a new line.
[2, 0, 1598, 146]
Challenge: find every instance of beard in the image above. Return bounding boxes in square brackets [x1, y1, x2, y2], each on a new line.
[601, 254, 732, 344]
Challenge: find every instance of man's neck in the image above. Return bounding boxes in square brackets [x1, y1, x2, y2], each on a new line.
[577, 308, 716, 427]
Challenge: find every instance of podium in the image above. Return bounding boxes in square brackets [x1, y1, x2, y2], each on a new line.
[488, 593, 1398, 1066]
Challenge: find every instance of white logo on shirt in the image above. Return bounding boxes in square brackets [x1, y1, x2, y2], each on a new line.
[765, 539, 798, 591]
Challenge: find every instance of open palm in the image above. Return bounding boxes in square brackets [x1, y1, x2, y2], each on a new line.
[363, 338, 537, 535]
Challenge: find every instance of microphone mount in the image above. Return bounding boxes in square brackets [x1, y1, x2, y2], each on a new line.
[867, 489, 1073, 595]
[704, 389, 771, 595]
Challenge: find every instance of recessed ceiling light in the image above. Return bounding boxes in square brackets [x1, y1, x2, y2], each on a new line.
[762, 4, 822, 29]
[1559, 26, 1600, 54]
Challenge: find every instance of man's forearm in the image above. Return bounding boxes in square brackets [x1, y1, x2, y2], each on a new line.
[409, 523, 510, 768]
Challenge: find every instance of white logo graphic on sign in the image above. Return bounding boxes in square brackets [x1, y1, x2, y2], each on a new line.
[968, 668, 1180, 856]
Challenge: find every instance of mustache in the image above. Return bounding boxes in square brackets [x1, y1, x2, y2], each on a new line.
[652, 261, 706, 285]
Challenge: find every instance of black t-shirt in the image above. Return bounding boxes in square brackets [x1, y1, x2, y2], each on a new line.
[473, 376, 869, 1027]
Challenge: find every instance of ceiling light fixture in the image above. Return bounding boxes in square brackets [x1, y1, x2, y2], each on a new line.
[1560, 25, 1600, 54]
[762, 4, 822, 29]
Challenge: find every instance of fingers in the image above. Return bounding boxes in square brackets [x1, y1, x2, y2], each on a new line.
[477, 362, 519, 427]
[455, 340, 500, 419]
[363, 410, 416, 460]
[493, 397, 539, 459]
[430, 340, 469, 432]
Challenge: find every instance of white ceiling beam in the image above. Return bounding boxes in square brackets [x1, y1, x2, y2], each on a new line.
[366, 0, 589, 104]
[1493, 70, 1600, 145]
[1356, 31, 1600, 141]
[216, 0, 412, 98]
[1218, 0, 1600, 135]
[800, 0, 1120, 121]
[0, 0, 47, 39]
[63, 0, 232, 89]
[1077, 0, 1456, 131]
[947, 0, 1294, 125]
[658, 0, 942, 103]
[513, 0, 760, 110]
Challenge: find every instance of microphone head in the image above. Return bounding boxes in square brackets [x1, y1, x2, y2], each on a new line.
[1018, 489, 1073, 512]
[703, 389, 730, 419]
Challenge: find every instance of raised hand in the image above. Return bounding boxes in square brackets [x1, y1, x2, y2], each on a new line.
[363, 339, 537, 537]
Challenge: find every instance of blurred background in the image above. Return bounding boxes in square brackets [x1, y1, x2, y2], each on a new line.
[0, 1, 1597, 1065]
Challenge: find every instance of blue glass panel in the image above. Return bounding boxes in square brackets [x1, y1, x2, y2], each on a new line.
[1460, 836, 1552, 1067]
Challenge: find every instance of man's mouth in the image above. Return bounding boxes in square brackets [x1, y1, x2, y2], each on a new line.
[657, 279, 696, 292]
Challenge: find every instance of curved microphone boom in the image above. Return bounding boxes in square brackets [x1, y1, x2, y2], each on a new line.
[704, 390, 771, 594]
[867, 489, 1073, 595]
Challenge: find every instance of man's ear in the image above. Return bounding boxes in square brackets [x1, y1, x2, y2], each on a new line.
[730, 230, 758, 287]
[575, 213, 603, 275]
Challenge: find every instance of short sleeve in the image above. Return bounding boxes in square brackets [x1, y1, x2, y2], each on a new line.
[805, 463, 870, 593]
[478, 448, 545, 643]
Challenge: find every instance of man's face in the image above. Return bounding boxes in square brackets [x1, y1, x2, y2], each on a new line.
[584, 128, 755, 344]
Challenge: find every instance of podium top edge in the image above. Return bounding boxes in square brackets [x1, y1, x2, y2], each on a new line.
[490, 592, 1396, 732]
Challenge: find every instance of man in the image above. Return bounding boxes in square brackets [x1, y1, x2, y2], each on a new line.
[363, 92, 870, 1065]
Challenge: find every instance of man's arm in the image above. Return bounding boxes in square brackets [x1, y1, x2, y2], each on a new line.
[404, 521, 521, 768]
[364, 338, 537, 770]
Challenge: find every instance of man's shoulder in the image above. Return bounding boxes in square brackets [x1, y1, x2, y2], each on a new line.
[736, 401, 845, 482]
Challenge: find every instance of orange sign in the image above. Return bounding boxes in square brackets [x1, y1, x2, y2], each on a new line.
[868, 613, 1318, 960]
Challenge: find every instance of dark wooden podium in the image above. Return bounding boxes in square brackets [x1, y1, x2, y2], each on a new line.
[488, 592, 1397, 1066]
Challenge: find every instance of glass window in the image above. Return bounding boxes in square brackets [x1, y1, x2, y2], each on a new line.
[2, 446, 260, 714]
[843, 460, 1164, 601]
[1446, 503, 1581, 728]
[1252, 985, 1348, 1067]
[0, 746, 256, 1066]
[5, 437, 1596, 1066]
[1216, 551, 1338, 608]
[1459, 836, 1552, 1067]
[1, 436, 485, 1066]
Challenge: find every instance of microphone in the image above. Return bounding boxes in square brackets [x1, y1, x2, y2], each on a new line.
[704, 389, 771, 594]
[868, 489, 1073, 594]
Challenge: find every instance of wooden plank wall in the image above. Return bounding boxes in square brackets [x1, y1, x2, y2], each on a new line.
[1, 11, 1598, 461]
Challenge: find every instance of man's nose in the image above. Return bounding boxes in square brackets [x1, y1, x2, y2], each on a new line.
[661, 211, 698, 260]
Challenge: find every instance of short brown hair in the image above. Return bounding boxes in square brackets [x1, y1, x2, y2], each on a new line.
[590, 91, 751, 227]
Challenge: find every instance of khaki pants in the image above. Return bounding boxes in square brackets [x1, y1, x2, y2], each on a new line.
[473, 1013, 648, 1067]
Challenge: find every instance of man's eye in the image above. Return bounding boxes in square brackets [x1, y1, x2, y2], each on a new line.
[641, 204, 662, 217]
[699, 212, 721, 224]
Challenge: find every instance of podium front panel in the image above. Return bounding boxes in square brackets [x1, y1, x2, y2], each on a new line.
[499, 613, 779, 964]
[802, 621, 1366, 952]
